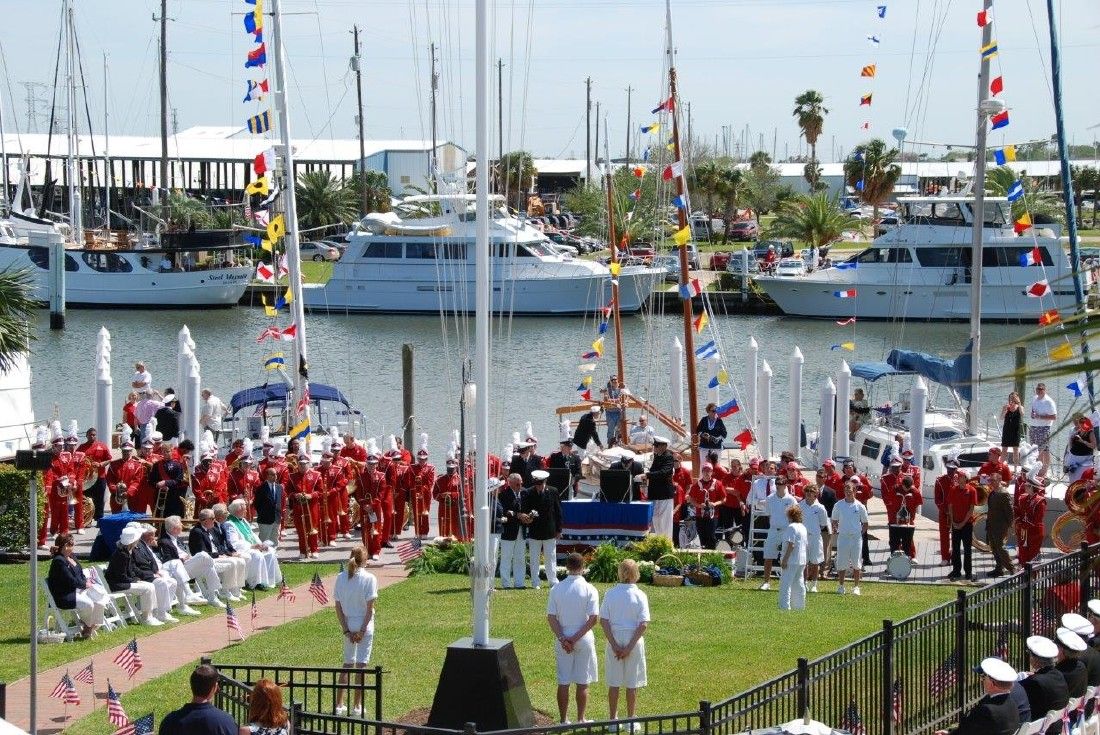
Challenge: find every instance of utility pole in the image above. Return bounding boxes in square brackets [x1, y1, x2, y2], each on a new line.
[352, 25, 367, 215]
[624, 85, 632, 163]
[158, 0, 168, 195]
[497, 59, 504, 164]
[594, 101, 600, 166]
[429, 43, 438, 193]
[585, 77, 592, 185]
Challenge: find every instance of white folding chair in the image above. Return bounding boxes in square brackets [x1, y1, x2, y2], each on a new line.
[38, 577, 82, 641]
[94, 564, 140, 623]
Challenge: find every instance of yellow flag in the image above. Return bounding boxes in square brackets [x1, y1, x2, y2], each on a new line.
[672, 226, 691, 246]
[284, 287, 294, 304]
[693, 311, 709, 333]
[581, 375, 593, 387]
[245, 177, 269, 196]
[253, 0, 264, 27]
[717, 368, 729, 385]
[261, 294, 277, 318]
[267, 215, 286, 243]
[841, 342, 856, 352]
[609, 262, 622, 277]
[592, 337, 605, 356]
[1050, 342, 1074, 362]
[261, 239, 274, 252]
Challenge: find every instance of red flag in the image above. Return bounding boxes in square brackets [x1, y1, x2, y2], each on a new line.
[580, 389, 591, 401]
[990, 76, 1004, 96]
[1026, 280, 1050, 298]
[976, 10, 990, 26]
[733, 429, 754, 450]
[256, 326, 282, 343]
[281, 324, 298, 340]
[253, 151, 268, 176]
[1038, 309, 1061, 326]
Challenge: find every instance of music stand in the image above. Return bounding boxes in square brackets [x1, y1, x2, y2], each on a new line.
[546, 468, 571, 500]
[599, 469, 632, 503]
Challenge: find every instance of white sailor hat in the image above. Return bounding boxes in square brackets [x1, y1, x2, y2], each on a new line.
[162, 392, 177, 403]
[142, 439, 154, 448]
[889, 456, 903, 466]
[515, 440, 533, 450]
[531, 470, 550, 482]
[1056, 627, 1087, 652]
[978, 657, 1018, 683]
[119, 526, 142, 546]
[1027, 635, 1059, 659]
[151, 431, 164, 441]
[1062, 613, 1093, 638]
[121, 441, 135, 450]
[1089, 599, 1100, 618]
[589, 405, 601, 413]
[619, 449, 636, 460]
[653, 435, 670, 445]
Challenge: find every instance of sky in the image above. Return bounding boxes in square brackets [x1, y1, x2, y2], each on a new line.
[0, 0, 1097, 164]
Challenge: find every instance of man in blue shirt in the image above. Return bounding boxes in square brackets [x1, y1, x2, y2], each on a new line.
[159, 664, 238, 735]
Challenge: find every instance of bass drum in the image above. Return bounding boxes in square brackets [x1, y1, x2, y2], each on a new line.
[1053, 512, 1086, 553]
[885, 551, 913, 580]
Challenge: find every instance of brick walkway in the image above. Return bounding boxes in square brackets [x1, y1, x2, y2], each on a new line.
[8, 561, 410, 734]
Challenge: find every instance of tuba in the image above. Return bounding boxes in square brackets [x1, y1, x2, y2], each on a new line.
[1065, 479, 1094, 515]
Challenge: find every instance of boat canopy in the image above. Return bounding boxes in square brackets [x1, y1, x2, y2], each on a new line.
[852, 341, 973, 402]
[230, 383, 351, 415]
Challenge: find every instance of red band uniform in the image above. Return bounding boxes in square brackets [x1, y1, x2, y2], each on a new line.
[433, 461, 472, 540]
[288, 458, 323, 556]
[406, 456, 436, 537]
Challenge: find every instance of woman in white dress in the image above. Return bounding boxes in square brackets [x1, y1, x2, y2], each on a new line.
[599, 559, 650, 722]
[779, 505, 808, 611]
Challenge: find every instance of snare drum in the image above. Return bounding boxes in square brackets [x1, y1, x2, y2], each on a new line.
[885, 550, 913, 579]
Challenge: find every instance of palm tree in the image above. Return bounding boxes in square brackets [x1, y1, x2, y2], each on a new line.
[1073, 166, 1100, 228]
[843, 138, 902, 226]
[769, 193, 850, 249]
[348, 169, 393, 215]
[715, 167, 747, 241]
[0, 269, 36, 372]
[748, 151, 772, 176]
[985, 166, 1063, 224]
[295, 170, 360, 229]
[493, 151, 537, 213]
[793, 90, 828, 191]
[689, 159, 725, 217]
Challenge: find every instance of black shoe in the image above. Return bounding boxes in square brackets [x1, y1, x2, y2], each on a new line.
[383, 542, 394, 548]
[965, 574, 974, 581]
[988, 570, 1003, 578]
[946, 572, 961, 581]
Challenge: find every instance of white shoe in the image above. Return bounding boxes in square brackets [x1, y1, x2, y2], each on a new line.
[75, 528, 85, 535]
[309, 553, 318, 559]
[758, 582, 771, 591]
[837, 585, 846, 595]
[160, 613, 180, 623]
[371, 554, 379, 561]
[810, 584, 818, 593]
[334, 705, 348, 716]
[179, 606, 201, 616]
[208, 598, 227, 608]
[229, 592, 243, 602]
[142, 616, 164, 627]
[38, 544, 50, 551]
[352, 705, 364, 718]
[186, 593, 205, 604]
[561, 720, 571, 726]
[299, 554, 308, 561]
[852, 586, 861, 596]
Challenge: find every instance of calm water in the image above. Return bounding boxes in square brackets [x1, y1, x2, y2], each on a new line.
[27, 305, 1053, 457]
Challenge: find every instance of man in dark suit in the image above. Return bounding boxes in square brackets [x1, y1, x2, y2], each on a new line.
[188, 509, 245, 602]
[1020, 635, 1069, 734]
[935, 657, 1020, 735]
[606, 451, 645, 502]
[985, 477, 1015, 577]
[252, 467, 284, 545]
[1054, 627, 1088, 699]
[495, 473, 527, 589]
[643, 436, 677, 540]
[1062, 613, 1100, 715]
[521, 470, 563, 590]
[548, 439, 582, 498]
[572, 405, 604, 453]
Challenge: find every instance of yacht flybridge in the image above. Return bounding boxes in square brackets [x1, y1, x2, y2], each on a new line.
[302, 194, 664, 316]
[755, 194, 1075, 321]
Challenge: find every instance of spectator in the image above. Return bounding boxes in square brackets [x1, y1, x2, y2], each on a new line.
[600, 559, 650, 723]
[547, 552, 600, 724]
[1029, 383, 1057, 475]
[849, 388, 871, 437]
[831, 480, 869, 596]
[122, 392, 139, 431]
[104, 525, 164, 627]
[46, 533, 107, 638]
[333, 546, 377, 718]
[1065, 414, 1096, 483]
[627, 415, 655, 448]
[601, 377, 626, 446]
[239, 678, 288, 735]
[1000, 392, 1023, 465]
[131, 362, 152, 393]
[201, 389, 228, 443]
[158, 515, 225, 608]
[160, 664, 239, 735]
[778, 505, 808, 611]
[1019, 636, 1068, 731]
[933, 658, 1020, 735]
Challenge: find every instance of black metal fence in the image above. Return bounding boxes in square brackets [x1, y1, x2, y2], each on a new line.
[211, 543, 1100, 735]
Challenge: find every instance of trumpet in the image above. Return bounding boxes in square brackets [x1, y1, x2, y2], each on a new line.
[112, 481, 128, 508]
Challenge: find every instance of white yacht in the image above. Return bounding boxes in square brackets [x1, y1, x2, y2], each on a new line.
[303, 194, 664, 315]
[756, 195, 1075, 321]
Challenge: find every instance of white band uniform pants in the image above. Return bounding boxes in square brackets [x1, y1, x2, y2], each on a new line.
[182, 552, 223, 599]
[498, 537, 527, 588]
[213, 556, 247, 595]
[651, 499, 673, 541]
[527, 538, 557, 589]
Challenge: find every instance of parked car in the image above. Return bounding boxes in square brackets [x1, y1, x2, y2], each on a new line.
[300, 241, 341, 261]
[727, 220, 760, 242]
[651, 254, 681, 283]
[774, 258, 807, 278]
[752, 240, 795, 260]
[726, 251, 760, 276]
[709, 251, 732, 271]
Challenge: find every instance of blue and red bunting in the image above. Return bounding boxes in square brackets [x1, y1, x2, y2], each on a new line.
[246, 44, 267, 68]
[582, 351, 598, 360]
[244, 13, 262, 39]
[1019, 247, 1042, 267]
[717, 398, 740, 418]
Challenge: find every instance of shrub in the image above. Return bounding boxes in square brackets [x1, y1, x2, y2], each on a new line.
[0, 464, 37, 551]
[584, 544, 624, 584]
[626, 534, 674, 562]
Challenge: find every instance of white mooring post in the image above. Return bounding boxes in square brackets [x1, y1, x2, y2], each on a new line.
[788, 347, 804, 457]
[819, 378, 836, 466]
[834, 361, 852, 458]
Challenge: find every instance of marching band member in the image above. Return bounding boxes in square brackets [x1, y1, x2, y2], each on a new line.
[355, 453, 386, 559]
[151, 449, 188, 519]
[193, 447, 228, 513]
[77, 427, 112, 523]
[934, 460, 960, 566]
[288, 453, 323, 559]
[330, 433, 353, 536]
[385, 437, 410, 540]
[320, 442, 351, 541]
[879, 457, 905, 528]
[947, 471, 979, 581]
[373, 439, 397, 547]
[433, 455, 471, 541]
[395, 436, 413, 465]
[892, 475, 922, 559]
[979, 447, 1014, 484]
[900, 449, 922, 487]
[1015, 474, 1047, 565]
[228, 447, 261, 522]
[63, 422, 89, 533]
[405, 434, 436, 538]
[107, 433, 147, 514]
[224, 437, 248, 469]
[688, 464, 725, 550]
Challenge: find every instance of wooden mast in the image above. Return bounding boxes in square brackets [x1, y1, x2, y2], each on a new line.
[605, 160, 629, 443]
[665, 0, 699, 479]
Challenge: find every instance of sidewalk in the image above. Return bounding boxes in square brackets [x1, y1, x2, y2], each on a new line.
[8, 560, 410, 734]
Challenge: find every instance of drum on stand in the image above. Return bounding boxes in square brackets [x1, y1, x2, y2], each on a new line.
[886, 525, 915, 579]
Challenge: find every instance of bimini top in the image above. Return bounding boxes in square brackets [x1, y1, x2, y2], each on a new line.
[852, 340, 973, 402]
[850, 362, 914, 382]
[230, 383, 351, 415]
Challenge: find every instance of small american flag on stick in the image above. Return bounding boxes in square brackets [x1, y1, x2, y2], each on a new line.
[309, 572, 329, 605]
[73, 660, 95, 686]
[397, 538, 423, 563]
[277, 581, 296, 603]
[929, 650, 959, 697]
[113, 638, 143, 679]
[891, 677, 903, 725]
[107, 682, 129, 727]
[251, 591, 259, 629]
[114, 711, 154, 735]
[226, 605, 244, 638]
[839, 698, 865, 735]
[50, 673, 80, 705]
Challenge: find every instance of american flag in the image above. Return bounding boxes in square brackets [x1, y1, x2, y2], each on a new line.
[113, 638, 143, 679]
[251, 591, 259, 627]
[891, 677, 903, 725]
[50, 673, 80, 705]
[1031, 600, 1056, 635]
[244, 198, 253, 221]
[839, 699, 865, 735]
[397, 538, 423, 563]
[114, 711, 154, 735]
[73, 660, 95, 686]
[929, 650, 959, 697]
[277, 581, 296, 603]
[309, 572, 328, 605]
[226, 605, 244, 637]
[296, 385, 310, 416]
[107, 682, 129, 727]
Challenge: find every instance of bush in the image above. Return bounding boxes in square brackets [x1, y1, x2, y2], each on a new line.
[407, 540, 473, 577]
[0, 464, 36, 551]
[625, 534, 674, 562]
[583, 544, 624, 584]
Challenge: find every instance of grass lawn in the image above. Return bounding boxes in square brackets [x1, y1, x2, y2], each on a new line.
[66, 574, 955, 734]
[0, 560, 341, 683]
[250, 261, 333, 287]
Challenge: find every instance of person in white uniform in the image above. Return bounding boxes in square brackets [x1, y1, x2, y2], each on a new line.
[105, 526, 164, 626]
[159, 515, 225, 607]
[759, 478, 797, 591]
[600, 559, 650, 723]
[797, 485, 829, 593]
[217, 501, 282, 589]
[779, 505, 809, 611]
[831, 480, 870, 596]
[188, 508, 246, 601]
[547, 552, 600, 724]
[333, 546, 378, 717]
[137, 524, 194, 616]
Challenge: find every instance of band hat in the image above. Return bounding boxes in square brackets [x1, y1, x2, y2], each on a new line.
[889, 456, 903, 466]
[531, 470, 550, 482]
[1056, 627, 1087, 652]
[978, 657, 1018, 683]
[1088, 599, 1100, 618]
[653, 436, 670, 445]
[1062, 613, 1094, 638]
[162, 392, 177, 403]
[366, 456, 378, 463]
[1027, 635, 1059, 659]
[619, 449, 636, 460]
[901, 449, 914, 458]
[786, 462, 800, 471]
[417, 449, 429, 457]
[142, 439, 154, 447]
[446, 458, 458, 467]
[151, 431, 164, 441]
[822, 459, 835, 467]
[515, 441, 533, 449]
[321, 450, 333, 458]
[119, 527, 142, 546]
[241, 455, 255, 463]
[945, 459, 960, 469]
[560, 438, 572, 445]
[52, 436, 64, 444]
[121, 441, 135, 450]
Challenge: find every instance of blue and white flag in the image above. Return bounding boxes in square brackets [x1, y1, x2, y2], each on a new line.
[1006, 180, 1025, 202]
[1067, 380, 1085, 398]
[695, 340, 718, 359]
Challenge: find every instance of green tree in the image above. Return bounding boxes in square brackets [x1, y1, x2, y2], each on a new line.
[295, 170, 359, 229]
[748, 151, 772, 176]
[743, 165, 783, 216]
[769, 193, 850, 249]
[985, 166, 1063, 224]
[493, 151, 537, 213]
[793, 90, 828, 191]
[563, 167, 662, 245]
[689, 159, 725, 217]
[1072, 166, 1099, 228]
[715, 167, 747, 241]
[0, 269, 36, 371]
[843, 138, 902, 225]
[348, 169, 393, 215]
[160, 192, 217, 231]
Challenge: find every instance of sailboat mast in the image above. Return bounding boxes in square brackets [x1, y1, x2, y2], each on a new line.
[967, 0, 993, 435]
[103, 52, 110, 230]
[159, 0, 168, 195]
[604, 126, 629, 440]
[1045, 0, 1095, 403]
[268, 0, 309, 400]
[0, 63, 9, 214]
[665, 0, 699, 476]
[64, 0, 82, 242]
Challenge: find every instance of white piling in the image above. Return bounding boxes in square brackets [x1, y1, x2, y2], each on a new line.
[94, 358, 113, 444]
[36, 230, 65, 330]
[186, 356, 202, 467]
[745, 336, 759, 433]
[177, 326, 194, 395]
[758, 359, 772, 458]
[910, 377, 928, 471]
[669, 337, 684, 424]
[834, 361, 851, 458]
[820, 378, 836, 466]
[788, 347, 804, 456]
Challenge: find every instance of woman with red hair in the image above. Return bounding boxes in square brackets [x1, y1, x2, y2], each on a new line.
[240, 678, 288, 735]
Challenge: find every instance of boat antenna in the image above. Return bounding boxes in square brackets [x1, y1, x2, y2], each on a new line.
[665, 0, 700, 475]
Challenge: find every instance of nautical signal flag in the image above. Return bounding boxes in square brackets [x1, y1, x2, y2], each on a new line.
[994, 145, 1016, 165]
[243, 233, 262, 248]
[579, 389, 592, 401]
[261, 294, 277, 318]
[1026, 280, 1050, 298]
[651, 96, 674, 114]
[990, 111, 1010, 130]
[255, 262, 274, 282]
[977, 9, 991, 27]
[243, 79, 269, 102]
[860, 94, 873, 107]
[264, 353, 285, 370]
[578, 363, 597, 372]
[980, 41, 998, 60]
[855, 179, 865, 191]
[1007, 181, 1025, 202]
[672, 226, 691, 246]
[876, 5, 886, 18]
[628, 189, 641, 202]
[860, 121, 872, 131]
[831, 342, 857, 351]
[640, 122, 660, 134]
[267, 214, 286, 242]
[592, 338, 605, 356]
[716, 398, 740, 418]
[693, 311, 709, 333]
[733, 429, 754, 450]
[245, 177, 269, 197]
[247, 111, 271, 134]
[867, 35, 880, 46]
[990, 76, 1004, 96]
[245, 43, 267, 68]
[1050, 343, 1074, 362]
[290, 418, 310, 441]
[253, 148, 275, 176]
[1019, 245, 1042, 265]
[631, 166, 645, 178]
[1014, 214, 1033, 235]
[662, 161, 684, 181]
[243, 10, 262, 38]
[706, 370, 729, 389]
[672, 195, 687, 210]
[834, 289, 858, 298]
[1039, 308, 1061, 326]
[679, 278, 702, 300]
[860, 64, 876, 78]
[696, 341, 719, 359]
[1067, 379, 1085, 398]
[582, 351, 598, 360]
[836, 317, 857, 326]
[609, 262, 622, 277]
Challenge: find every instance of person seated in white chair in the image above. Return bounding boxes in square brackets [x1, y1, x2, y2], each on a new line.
[47, 533, 108, 638]
[220, 499, 282, 590]
[158, 516, 226, 608]
[132, 523, 190, 618]
[188, 508, 246, 602]
[105, 525, 167, 626]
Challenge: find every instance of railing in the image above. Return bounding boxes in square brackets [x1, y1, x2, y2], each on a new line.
[212, 543, 1100, 735]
